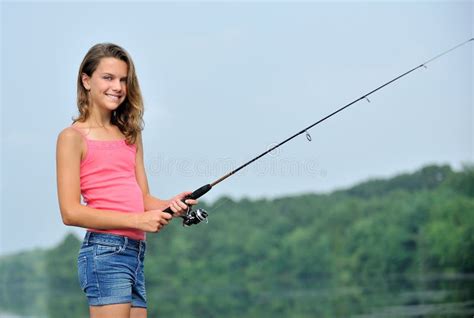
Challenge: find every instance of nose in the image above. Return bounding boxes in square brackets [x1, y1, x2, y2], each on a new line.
[112, 79, 123, 92]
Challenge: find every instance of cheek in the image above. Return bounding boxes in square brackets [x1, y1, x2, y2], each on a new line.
[92, 80, 108, 93]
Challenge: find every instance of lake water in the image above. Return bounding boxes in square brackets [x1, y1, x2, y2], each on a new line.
[1, 273, 473, 317]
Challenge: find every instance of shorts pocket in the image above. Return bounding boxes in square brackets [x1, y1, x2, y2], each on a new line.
[77, 256, 88, 290]
[94, 244, 123, 259]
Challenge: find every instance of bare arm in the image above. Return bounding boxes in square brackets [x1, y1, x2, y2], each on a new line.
[55, 128, 169, 232]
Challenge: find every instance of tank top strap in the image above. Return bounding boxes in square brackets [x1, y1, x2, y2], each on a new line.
[69, 125, 89, 141]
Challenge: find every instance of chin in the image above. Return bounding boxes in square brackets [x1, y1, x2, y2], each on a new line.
[105, 100, 125, 111]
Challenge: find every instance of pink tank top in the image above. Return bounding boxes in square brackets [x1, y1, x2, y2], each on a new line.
[70, 125, 145, 240]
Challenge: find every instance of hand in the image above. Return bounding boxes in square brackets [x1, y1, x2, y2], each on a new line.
[135, 209, 172, 232]
[168, 191, 198, 217]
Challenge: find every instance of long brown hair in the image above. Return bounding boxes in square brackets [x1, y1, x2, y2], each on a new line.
[74, 43, 144, 144]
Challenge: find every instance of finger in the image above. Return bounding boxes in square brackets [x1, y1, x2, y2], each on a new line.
[184, 199, 198, 205]
[176, 200, 189, 210]
[170, 199, 187, 211]
[170, 202, 180, 213]
[161, 211, 173, 220]
[178, 192, 193, 201]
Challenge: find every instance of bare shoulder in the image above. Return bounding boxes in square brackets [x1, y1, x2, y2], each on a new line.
[57, 127, 82, 144]
[56, 127, 85, 158]
[136, 130, 143, 142]
[135, 130, 144, 150]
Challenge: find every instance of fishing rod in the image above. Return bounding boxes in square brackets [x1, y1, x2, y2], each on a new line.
[164, 37, 473, 227]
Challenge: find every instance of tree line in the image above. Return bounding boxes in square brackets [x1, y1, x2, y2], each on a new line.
[1, 164, 473, 317]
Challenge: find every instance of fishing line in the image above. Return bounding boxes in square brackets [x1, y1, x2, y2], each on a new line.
[164, 38, 473, 227]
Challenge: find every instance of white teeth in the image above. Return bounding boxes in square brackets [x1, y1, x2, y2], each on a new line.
[106, 94, 120, 100]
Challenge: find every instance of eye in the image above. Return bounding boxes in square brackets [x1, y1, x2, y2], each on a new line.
[103, 76, 112, 81]
[120, 78, 127, 83]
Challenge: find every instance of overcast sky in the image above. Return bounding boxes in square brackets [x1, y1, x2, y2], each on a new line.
[1, 1, 472, 256]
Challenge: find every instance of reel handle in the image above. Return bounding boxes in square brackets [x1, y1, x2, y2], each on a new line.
[163, 184, 212, 215]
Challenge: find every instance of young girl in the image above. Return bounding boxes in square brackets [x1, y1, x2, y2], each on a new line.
[56, 43, 197, 318]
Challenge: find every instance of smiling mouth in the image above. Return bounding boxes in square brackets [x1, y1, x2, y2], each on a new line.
[106, 94, 122, 101]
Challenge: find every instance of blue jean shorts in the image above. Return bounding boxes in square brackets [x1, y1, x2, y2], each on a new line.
[77, 231, 147, 307]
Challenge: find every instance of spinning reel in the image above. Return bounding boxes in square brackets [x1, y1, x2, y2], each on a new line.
[181, 207, 209, 227]
[163, 184, 211, 227]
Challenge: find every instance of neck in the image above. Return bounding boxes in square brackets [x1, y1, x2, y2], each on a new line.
[88, 106, 113, 128]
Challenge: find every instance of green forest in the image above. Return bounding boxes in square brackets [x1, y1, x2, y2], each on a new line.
[1, 164, 473, 317]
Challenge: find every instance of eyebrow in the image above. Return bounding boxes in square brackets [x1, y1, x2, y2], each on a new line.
[102, 72, 127, 80]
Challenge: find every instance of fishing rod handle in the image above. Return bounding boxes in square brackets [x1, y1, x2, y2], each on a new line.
[163, 184, 212, 215]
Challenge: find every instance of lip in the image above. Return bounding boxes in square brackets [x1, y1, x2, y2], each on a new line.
[106, 93, 123, 101]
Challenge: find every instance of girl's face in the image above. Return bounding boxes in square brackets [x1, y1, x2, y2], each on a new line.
[82, 57, 128, 112]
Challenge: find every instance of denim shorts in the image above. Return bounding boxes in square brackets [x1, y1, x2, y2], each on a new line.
[77, 231, 147, 307]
